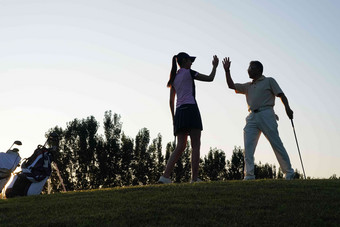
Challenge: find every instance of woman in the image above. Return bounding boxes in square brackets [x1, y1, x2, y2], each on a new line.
[158, 52, 219, 183]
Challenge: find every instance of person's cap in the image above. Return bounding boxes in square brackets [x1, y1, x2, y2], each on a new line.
[176, 52, 196, 62]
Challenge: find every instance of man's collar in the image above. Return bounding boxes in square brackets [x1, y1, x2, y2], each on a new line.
[252, 75, 265, 84]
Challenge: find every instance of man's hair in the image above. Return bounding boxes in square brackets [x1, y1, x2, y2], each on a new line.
[250, 61, 263, 74]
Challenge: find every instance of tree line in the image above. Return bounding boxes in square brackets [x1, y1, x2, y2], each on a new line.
[46, 111, 302, 193]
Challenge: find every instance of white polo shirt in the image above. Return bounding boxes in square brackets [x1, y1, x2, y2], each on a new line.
[234, 75, 283, 111]
[173, 68, 198, 108]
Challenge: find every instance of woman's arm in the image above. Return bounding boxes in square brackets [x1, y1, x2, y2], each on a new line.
[195, 55, 219, 82]
[169, 87, 176, 122]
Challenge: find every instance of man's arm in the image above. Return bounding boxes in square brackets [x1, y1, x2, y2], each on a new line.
[195, 55, 219, 82]
[278, 93, 294, 119]
[223, 57, 235, 89]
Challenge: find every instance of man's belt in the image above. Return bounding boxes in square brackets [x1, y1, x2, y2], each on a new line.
[252, 106, 273, 113]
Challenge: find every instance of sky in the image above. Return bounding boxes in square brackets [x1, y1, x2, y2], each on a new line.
[0, 0, 339, 179]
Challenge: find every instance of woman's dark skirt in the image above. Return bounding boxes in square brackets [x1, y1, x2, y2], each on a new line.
[173, 104, 203, 136]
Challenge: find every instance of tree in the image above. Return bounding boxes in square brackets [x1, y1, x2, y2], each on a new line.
[101, 111, 122, 187]
[203, 148, 227, 181]
[165, 142, 174, 167]
[181, 142, 192, 182]
[120, 133, 134, 186]
[44, 127, 67, 193]
[133, 128, 150, 185]
[293, 169, 303, 179]
[171, 142, 191, 183]
[69, 117, 100, 189]
[329, 174, 338, 180]
[46, 110, 308, 193]
[147, 134, 164, 184]
[254, 162, 275, 179]
[277, 167, 284, 179]
[146, 137, 158, 184]
[163, 140, 192, 183]
[155, 134, 165, 180]
[227, 146, 244, 180]
[49, 117, 99, 191]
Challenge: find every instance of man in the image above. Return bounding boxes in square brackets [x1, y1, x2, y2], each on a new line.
[223, 57, 294, 180]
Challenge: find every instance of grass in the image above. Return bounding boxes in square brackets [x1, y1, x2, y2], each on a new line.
[1, 180, 340, 226]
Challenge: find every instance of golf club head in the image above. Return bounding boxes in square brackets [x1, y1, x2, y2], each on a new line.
[12, 148, 19, 152]
[8, 140, 22, 150]
[14, 141, 22, 146]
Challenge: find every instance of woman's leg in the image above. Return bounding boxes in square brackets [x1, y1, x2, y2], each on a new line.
[189, 129, 201, 181]
[163, 132, 188, 178]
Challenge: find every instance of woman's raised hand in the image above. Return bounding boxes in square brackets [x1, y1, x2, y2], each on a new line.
[212, 55, 219, 68]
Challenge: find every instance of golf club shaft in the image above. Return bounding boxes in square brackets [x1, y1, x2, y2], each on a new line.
[291, 119, 306, 179]
[8, 143, 14, 150]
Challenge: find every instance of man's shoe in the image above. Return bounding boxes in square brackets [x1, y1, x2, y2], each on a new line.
[243, 175, 255, 181]
[285, 172, 295, 180]
[158, 176, 172, 184]
[191, 178, 202, 183]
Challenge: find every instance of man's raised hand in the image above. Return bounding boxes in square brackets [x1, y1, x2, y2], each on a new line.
[223, 57, 231, 71]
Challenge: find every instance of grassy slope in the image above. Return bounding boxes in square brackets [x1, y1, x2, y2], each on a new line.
[1, 180, 340, 226]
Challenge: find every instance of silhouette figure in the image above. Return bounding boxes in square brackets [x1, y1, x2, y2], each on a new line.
[158, 52, 219, 183]
[223, 58, 294, 180]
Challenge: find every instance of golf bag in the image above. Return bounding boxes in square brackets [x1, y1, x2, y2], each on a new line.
[5, 145, 53, 198]
[0, 147, 21, 193]
[0, 170, 11, 192]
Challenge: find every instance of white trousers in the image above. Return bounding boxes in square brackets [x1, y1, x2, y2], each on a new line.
[243, 108, 294, 179]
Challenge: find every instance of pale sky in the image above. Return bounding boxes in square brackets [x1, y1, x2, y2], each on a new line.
[0, 0, 339, 178]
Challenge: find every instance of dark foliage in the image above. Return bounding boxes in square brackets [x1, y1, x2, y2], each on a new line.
[46, 111, 302, 192]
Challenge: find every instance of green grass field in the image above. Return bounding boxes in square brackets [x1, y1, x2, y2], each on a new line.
[1, 180, 340, 226]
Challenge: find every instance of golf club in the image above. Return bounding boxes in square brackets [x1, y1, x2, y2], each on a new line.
[8, 140, 22, 150]
[12, 148, 19, 153]
[291, 119, 306, 179]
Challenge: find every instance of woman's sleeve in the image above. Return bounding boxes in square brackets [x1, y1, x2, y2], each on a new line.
[190, 69, 199, 78]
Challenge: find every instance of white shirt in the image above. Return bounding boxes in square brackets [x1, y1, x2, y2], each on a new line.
[234, 76, 283, 111]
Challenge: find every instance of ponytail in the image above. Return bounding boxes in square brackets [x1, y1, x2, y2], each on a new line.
[167, 55, 177, 88]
